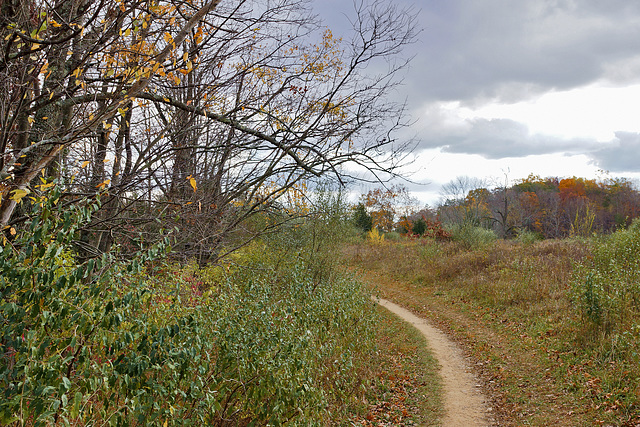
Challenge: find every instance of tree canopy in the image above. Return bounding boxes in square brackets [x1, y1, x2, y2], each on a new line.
[0, 0, 417, 259]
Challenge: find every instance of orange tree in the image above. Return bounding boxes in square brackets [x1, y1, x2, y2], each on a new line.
[360, 185, 413, 232]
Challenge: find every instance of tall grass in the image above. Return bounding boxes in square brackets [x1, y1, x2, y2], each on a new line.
[347, 237, 583, 314]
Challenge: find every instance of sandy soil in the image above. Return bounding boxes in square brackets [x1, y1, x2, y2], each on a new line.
[375, 297, 491, 426]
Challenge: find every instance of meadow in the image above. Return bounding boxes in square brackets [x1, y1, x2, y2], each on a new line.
[343, 224, 640, 426]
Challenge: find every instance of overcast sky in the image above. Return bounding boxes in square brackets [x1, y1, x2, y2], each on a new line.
[314, 0, 640, 205]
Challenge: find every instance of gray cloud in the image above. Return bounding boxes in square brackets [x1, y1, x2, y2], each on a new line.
[589, 132, 640, 172]
[315, 1, 640, 174]
[414, 105, 596, 159]
[315, 0, 640, 104]
[404, 0, 640, 104]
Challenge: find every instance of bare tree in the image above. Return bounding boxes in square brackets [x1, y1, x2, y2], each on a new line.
[439, 176, 487, 205]
[438, 176, 488, 226]
[1, 0, 417, 260]
[0, 0, 223, 224]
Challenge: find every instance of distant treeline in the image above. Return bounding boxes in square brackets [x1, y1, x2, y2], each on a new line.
[433, 175, 640, 238]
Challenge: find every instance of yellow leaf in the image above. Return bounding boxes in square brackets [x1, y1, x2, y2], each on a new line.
[81, 160, 90, 168]
[96, 179, 110, 189]
[9, 227, 16, 236]
[187, 175, 197, 192]
[10, 188, 30, 203]
[183, 52, 189, 62]
[124, 28, 131, 37]
[37, 182, 55, 190]
[163, 33, 173, 44]
[27, 116, 34, 124]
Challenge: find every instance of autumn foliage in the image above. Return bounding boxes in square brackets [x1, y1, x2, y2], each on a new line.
[437, 175, 640, 239]
[0, 0, 417, 264]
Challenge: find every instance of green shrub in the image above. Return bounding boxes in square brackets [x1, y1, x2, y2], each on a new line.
[0, 185, 213, 426]
[352, 202, 373, 233]
[411, 217, 427, 236]
[384, 231, 402, 241]
[0, 183, 375, 425]
[446, 223, 497, 249]
[208, 254, 376, 423]
[516, 229, 543, 245]
[572, 219, 640, 337]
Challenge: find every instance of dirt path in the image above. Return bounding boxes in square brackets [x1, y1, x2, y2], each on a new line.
[375, 297, 491, 426]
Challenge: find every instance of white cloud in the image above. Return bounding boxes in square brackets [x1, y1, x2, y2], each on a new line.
[463, 84, 640, 141]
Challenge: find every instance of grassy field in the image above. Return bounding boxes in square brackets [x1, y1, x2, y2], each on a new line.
[343, 236, 640, 426]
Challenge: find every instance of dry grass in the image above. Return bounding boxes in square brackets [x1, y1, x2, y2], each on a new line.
[337, 303, 442, 426]
[346, 305, 443, 426]
[343, 237, 640, 426]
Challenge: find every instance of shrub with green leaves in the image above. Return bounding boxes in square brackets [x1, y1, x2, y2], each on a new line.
[203, 257, 375, 423]
[572, 218, 640, 337]
[446, 223, 497, 249]
[515, 229, 543, 245]
[0, 185, 220, 426]
[0, 183, 376, 425]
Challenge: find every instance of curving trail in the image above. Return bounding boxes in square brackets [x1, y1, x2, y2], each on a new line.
[375, 297, 490, 426]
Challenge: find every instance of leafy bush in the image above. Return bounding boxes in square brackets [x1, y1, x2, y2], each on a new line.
[209, 249, 376, 423]
[384, 231, 402, 242]
[366, 228, 385, 245]
[515, 229, 543, 245]
[572, 219, 640, 337]
[411, 218, 427, 235]
[0, 185, 211, 426]
[422, 218, 452, 241]
[446, 223, 497, 249]
[352, 202, 373, 233]
[0, 183, 375, 425]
